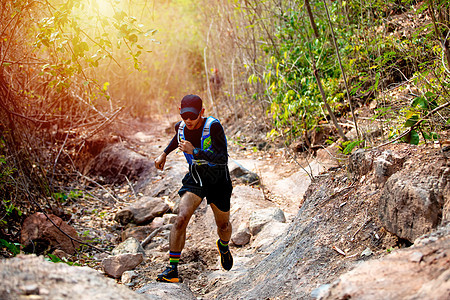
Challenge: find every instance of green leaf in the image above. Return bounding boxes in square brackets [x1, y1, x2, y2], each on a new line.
[404, 114, 419, 127]
[342, 140, 364, 155]
[374, 72, 380, 91]
[424, 91, 435, 99]
[409, 130, 420, 145]
[411, 96, 427, 109]
[0, 239, 20, 256]
[47, 253, 63, 263]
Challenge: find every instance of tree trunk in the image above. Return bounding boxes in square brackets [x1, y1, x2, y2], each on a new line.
[429, 0, 450, 71]
[303, 0, 348, 141]
[304, 0, 320, 39]
[324, 0, 361, 140]
[311, 60, 348, 141]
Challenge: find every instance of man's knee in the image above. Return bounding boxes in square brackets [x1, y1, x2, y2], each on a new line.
[174, 214, 190, 230]
[217, 220, 231, 232]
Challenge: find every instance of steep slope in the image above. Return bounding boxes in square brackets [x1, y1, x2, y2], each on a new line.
[207, 143, 449, 299]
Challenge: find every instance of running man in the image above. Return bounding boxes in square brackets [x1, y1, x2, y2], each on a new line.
[154, 94, 233, 283]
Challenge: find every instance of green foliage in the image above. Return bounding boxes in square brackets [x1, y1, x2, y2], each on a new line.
[46, 253, 80, 266]
[340, 140, 364, 155]
[398, 91, 441, 145]
[52, 190, 83, 203]
[2, 200, 22, 217]
[232, 0, 449, 147]
[0, 239, 21, 257]
[0, 154, 21, 227]
[32, 0, 155, 95]
[248, 2, 350, 141]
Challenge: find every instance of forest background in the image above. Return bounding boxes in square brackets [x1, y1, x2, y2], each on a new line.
[0, 0, 449, 256]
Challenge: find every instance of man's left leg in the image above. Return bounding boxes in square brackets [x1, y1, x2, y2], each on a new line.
[157, 191, 203, 283]
[210, 203, 233, 271]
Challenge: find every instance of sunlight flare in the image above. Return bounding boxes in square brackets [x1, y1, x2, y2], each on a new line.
[87, 0, 116, 17]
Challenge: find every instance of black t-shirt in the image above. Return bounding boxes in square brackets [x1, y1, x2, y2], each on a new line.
[164, 118, 228, 164]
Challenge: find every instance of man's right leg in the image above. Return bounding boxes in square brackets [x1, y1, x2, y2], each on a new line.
[157, 191, 203, 283]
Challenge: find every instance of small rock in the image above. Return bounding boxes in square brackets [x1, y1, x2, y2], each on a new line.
[409, 251, 423, 263]
[114, 196, 169, 225]
[231, 223, 251, 246]
[374, 151, 405, 185]
[122, 226, 155, 242]
[163, 213, 178, 224]
[121, 270, 138, 284]
[21, 284, 39, 295]
[93, 252, 109, 261]
[229, 161, 260, 185]
[151, 217, 165, 228]
[311, 284, 331, 299]
[361, 247, 373, 257]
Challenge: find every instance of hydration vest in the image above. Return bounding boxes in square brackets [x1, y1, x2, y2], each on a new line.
[178, 116, 223, 166]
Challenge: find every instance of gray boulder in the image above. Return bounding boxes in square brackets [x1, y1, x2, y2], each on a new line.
[112, 237, 145, 256]
[115, 196, 169, 225]
[102, 253, 144, 279]
[249, 207, 286, 236]
[378, 159, 449, 242]
[0, 254, 149, 299]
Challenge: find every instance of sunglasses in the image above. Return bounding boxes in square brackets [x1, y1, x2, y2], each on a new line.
[181, 112, 199, 121]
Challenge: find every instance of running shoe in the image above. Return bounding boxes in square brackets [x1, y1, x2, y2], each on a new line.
[217, 239, 233, 271]
[156, 265, 180, 283]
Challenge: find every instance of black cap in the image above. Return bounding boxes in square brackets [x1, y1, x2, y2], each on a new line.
[180, 94, 202, 116]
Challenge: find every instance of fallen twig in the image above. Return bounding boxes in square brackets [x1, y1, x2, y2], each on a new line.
[333, 245, 346, 256]
[351, 217, 372, 242]
[124, 175, 138, 200]
[76, 171, 119, 203]
[141, 224, 173, 248]
[285, 148, 314, 182]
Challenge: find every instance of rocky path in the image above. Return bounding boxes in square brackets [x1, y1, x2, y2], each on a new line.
[1, 117, 449, 299]
[82, 117, 337, 297]
[124, 119, 320, 294]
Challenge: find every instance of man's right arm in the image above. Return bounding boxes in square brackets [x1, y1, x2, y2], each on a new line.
[154, 152, 167, 170]
[155, 122, 180, 170]
[163, 133, 178, 155]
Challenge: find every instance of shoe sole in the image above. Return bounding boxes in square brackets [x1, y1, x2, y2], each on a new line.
[156, 277, 180, 283]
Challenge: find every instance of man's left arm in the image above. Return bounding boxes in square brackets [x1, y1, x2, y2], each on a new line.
[194, 122, 228, 164]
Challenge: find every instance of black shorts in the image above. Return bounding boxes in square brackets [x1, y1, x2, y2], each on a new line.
[178, 164, 233, 212]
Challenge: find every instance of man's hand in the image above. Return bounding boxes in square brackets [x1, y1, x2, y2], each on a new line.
[179, 140, 194, 154]
[154, 153, 167, 170]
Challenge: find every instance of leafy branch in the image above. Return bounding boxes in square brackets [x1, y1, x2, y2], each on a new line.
[375, 100, 450, 148]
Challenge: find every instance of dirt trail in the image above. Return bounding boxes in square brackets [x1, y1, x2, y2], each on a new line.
[113, 117, 319, 295]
